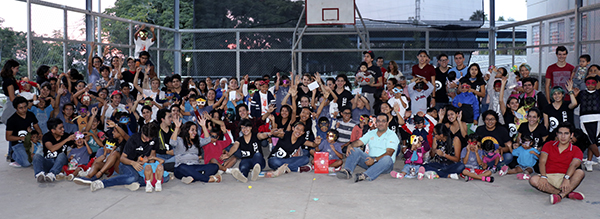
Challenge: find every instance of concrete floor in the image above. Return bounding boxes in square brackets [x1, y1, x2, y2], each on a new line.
[1, 124, 599, 219]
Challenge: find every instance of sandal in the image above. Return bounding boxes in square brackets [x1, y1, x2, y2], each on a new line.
[210, 175, 222, 183]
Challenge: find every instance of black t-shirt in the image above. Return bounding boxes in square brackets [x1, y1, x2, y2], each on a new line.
[2, 76, 18, 97]
[104, 138, 127, 153]
[270, 131, 306, 159]
[518, 92, 549, 111]
[41, 132, 74, 159]
[297, 118, 315, 150]
[435, 67, 450, 103]
[6, 112, 38, 145]
[576, 89, 600, 116]
[122, 133, 157, 161]
[331, 89, 354, 110]
[517, 122, 549, 149]
[237, 134, 261, 158]
[459, 77, 486, 93]
[275, 115, 291, 131]
[156, 128, 174, 155]
[475, 125, 511, 149]
[503, 111, 519, 142]
[360, 65, 382, 94]
[543, 102, 573, 133]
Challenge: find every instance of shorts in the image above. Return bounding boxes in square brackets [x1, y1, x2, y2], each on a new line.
[137, 162, 169, 180]
[516, 165, 535, 173]
[464, 167, 486, 175]
[328, 159, 339, 165]
[547, 173, 565, 189]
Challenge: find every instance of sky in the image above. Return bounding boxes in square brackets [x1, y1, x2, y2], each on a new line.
[0, 0, 527, 36]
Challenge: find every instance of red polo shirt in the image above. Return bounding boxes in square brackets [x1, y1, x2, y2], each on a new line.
[541, 140, 583, 174]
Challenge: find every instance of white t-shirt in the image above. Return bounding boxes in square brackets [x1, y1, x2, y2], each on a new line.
[388, 96, 408, 118]
[259, 91, 269, 114]
[143, 89, 165, 100]
[102, 103, 127, 131]
[136, 104, 158, 121]
[134, 38, 155, 58]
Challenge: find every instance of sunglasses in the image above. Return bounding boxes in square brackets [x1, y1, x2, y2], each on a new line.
[210, 134, 219, 139]
[467, 141, 477, 145]
[144, 100, 152, 106]
[392, 87, 403, 94]
[282, 80, 289, 85]
[360, 116, 369, 122]
[327, 133, 336, 140]
[119, 117, 130, 124]
[80, 108, 87, 114]
[461, 85, 471, 89]
[139, 32, 148, 37]
[260, 80, 269, 86]
[166, 93, 174, 97]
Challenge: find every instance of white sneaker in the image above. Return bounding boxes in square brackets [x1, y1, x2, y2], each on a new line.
[145, 183, 154, 193]
[73, 177, 93, 186]
[251, 164, 261, 181]
[225, 168, 235, 174]
[154, 181, 162, 192]
[36, 172, 46, 183]
[585, 161, 593, 172]
[9, 162, 21, 167]
[231, 168, 248, 183]
[91, 180, 104, 192]
[181, 176, 194, 184]
[66, 174, 75, 181]
[124, 182, 140, 191]
[449, 173, 459, 180]
[56, 173, 67, 181]
[45, 173, 56, 182]
[78, 168, 90, 177]
[217, 170, 224, 175]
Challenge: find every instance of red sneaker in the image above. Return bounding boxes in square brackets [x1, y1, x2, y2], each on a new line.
[550, 194, 562, 204]
[567, 191, 585, 200]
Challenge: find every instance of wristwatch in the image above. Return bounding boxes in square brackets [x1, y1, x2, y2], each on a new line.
[564, 175, 570, 180]
[540, 175, 548, 179]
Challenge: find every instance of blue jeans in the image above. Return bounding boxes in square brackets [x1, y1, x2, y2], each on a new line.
[344, 149, 394, 180]
[239, 153, 266, 177]
[33, 153, 67, 175]
[156, 153, 175, 164]
[11, 143, 31, 167]
[268, 156, 309, 172]
[174, 163, 219, 183]
[435, 102, 450, 111]
[498, 152, 513, 167]
[423, 162, 465, 178]
[102, 163, 141, 188]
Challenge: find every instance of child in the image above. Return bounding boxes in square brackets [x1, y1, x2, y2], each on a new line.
[453, 83, 479, 124]
[316, 117, 331, 140]
[62, 132, 93, 181]
[355, 62, 373, 86]
[387, 84, 408, 118]
[95, 66, 116, 93]
[314, 129, 344, 172]
[352, 93, 371, 124]
[446, 71, 459, 101]
[499, 136, 540, 179]
[203, 125, 234, 173]
[571, 54, 591, 91]
[481, 140, 500, 172]
[460, 134, 494, 183]
[391, 135, 430, 180]
[24, 130, 43, 163]
[407, 77, 434, 115]
[17, 77, 39, 100]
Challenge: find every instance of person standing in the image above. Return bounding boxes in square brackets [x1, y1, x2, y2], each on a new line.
[411, 51, 436, 108]
[449, 52, 469, 79]
[358, 51, 383, 113]
[434, 54, 451, 109]
[545, 46, 575, 103]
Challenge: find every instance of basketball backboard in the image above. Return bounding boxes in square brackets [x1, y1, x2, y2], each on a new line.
[305, 0, 355, 25]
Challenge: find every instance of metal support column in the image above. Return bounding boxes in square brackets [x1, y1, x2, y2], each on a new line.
[512, 27, 515, 66]
[26, 0, 32, 78]
[236, 31, 240, 81]
[538, 21, 543, 85]
[63, 8, 68, 72]
[488, 0, 496, 67]
[85, 0, 94, 78]
[174, 0, 182, 75]
[298, 38, 302, 74]
[425, 30, 430, 54]
[156, 28, 160, 77]
[96, 0, 101, 57]
[128, 23, 133, 56]
[574, 0, 582, 57]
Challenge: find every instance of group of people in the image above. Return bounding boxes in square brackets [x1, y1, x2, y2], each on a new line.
[1, 36, 594, 204]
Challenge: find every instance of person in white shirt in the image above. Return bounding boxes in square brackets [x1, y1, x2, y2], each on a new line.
[134, 25, 156, 58]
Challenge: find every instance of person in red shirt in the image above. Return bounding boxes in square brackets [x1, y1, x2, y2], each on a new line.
[376, 57, 387, 75]
[412, 50, 436, 107]
[529, 123, 585, 205]
[545, 46, 575, 103]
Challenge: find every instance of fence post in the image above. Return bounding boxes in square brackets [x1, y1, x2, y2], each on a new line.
[27, 0, 32, 78]
[157, 28, 161, 78]
[236, 31, 240, 81]
[63, 7, 68, 73]
[489, 0, 496, 68]
[129, 23, 133, 57]
[174, 0, 181, 75]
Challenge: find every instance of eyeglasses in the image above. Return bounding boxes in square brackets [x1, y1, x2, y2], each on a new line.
[282, 80, 289, 85]
[461, 85, 471, 89]
[467, 141, 477, 145]
[166, 93, 174, 97]
[439, 59, 448, 62]
[392, 88, 403, 94]
[210, 135, 219, 138]
[260, 80, 269, 86]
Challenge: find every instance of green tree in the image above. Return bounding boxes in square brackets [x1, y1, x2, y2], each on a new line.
[469, 10, 487, 21]
[498, 16, 505, 21]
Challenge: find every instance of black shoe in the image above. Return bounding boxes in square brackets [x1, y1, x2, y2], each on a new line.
[354, 173, 367, 183]
[336, 169, 351, 180]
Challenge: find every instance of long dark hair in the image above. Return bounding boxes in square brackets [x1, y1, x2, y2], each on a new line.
[180, 121, 200, 150]
[467, 63, 484, 81]
[441, 105, 460, 125]
[36, 65, 50, 80]
[1, 59, 19, 78]
[434, 123, 454, 154]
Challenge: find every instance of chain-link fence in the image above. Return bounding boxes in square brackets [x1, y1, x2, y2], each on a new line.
[19, 0, 176, 83]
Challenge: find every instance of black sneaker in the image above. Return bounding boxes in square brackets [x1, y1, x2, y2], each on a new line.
[354, 173, 367, 183]
[336, 169, 351, 180]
